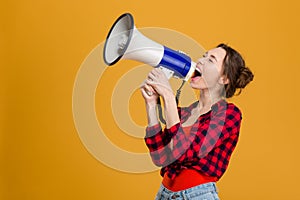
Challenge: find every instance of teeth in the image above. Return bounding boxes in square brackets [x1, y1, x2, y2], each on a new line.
[195, 68, 202, 77]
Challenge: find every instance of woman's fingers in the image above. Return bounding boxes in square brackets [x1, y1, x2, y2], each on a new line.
[145, 79, 153, 86]
[140, 87, 150, 97]
[142, 68, 173, 97]
[148, 68, 163, 80]
[140, 82, 155, 96]
[144, 84, 154, 96]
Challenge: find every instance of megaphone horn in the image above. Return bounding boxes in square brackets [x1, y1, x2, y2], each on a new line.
[103, 13, 197, 81]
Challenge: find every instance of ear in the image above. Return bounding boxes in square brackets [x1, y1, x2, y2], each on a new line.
[218, 75, 229, 85]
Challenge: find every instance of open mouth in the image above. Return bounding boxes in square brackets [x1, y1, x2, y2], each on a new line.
[191, 68, 202, 78]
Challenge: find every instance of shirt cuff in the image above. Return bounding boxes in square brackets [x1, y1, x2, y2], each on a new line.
[165, 122, 181, 138]
[145, 123, 162, 138]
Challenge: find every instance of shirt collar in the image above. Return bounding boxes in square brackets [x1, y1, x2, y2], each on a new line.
[180, 99, 227, 122]
[187, 99, 227, 113]
[211, 99, 227, 113]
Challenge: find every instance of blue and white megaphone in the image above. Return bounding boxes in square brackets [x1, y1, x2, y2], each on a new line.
[103, 13, 200, 81]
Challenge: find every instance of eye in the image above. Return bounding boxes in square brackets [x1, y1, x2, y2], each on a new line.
[209, 58, 214, 63]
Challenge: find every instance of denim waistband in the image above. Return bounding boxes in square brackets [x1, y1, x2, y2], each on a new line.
[156, 182, 218, 200]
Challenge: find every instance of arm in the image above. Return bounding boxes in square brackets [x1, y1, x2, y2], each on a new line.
[141, 88, 175, 166]
[140, 80, 159, 127]
[142, 68, 181, 166]
[145, 102, 159, 127]
[145, 68, 180, 128]
[162, 92, 180, 129]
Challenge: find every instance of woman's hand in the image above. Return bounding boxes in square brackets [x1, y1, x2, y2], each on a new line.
[145, 68, 174, 98]
[140, 82, 159, 106]
[141, 68, 179, 128]
[140, 82, 160, 127]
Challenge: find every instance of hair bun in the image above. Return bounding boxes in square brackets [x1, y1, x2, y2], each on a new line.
[236, 67, 254, 89]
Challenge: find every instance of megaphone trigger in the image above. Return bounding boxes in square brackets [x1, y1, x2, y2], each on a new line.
[158, 66, 174, 79]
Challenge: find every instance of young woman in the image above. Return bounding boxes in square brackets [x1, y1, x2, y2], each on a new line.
[140, 44, 254, 200]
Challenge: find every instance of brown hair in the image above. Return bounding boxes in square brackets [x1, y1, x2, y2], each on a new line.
[217, 43, 254, 98]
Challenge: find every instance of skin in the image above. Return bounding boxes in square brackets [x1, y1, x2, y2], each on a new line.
[140, 47, 229, 128]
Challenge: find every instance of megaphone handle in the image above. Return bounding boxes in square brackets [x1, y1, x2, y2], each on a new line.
[175, 80, 186, 105]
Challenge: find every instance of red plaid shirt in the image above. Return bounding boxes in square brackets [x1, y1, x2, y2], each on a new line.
[144, 100, 242, 180]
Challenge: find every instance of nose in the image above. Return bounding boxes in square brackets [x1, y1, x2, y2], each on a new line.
[197, 57, 204, 65]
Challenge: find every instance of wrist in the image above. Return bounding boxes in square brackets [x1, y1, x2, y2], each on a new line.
[145, 102, 159, 127]
[162, 93, 180, 129]
[146, 101, 157, 109]
[162, 91, 175, 102]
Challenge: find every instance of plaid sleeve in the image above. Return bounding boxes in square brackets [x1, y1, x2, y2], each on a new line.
[144, 106, 189, 167]
[197, 103, 242, 158]
[144, 103, 201, 167]
[144, 123, 172, 166]
[165, 123, 193, 162]
[145, 122, 191, 167]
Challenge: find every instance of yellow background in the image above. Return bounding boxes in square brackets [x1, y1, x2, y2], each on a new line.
[1, 0, 300, 199]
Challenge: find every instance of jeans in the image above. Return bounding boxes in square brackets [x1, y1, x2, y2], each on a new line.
[155, 182, 220, 200]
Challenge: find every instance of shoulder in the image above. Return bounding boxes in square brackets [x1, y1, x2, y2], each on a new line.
[178, 101, 198, 113]
[227, 102, 243, 120]
[227, 102, 242, 113]
[177, 101, 198, 120]
[212, 100, 242, 119]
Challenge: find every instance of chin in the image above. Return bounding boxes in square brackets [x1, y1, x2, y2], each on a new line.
[190, 82, 201, 90]
[190, 80, 208, 90]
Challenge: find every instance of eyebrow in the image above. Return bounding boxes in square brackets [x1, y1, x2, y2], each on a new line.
[210, 54, 218, 62]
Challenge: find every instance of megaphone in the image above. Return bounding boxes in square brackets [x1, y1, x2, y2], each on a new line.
[103, 13, 199, 81]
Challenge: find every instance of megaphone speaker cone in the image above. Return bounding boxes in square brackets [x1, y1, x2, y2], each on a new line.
[103, 13, 134, 66]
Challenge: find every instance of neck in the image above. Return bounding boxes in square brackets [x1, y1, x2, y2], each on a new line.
[198, 88, 223, 111]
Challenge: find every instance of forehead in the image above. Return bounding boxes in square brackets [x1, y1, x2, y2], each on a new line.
[207, 47, 226, 61]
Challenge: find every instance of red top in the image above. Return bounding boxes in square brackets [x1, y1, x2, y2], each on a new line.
[181, 124, 193, 136]
[162, 168, 217, 192]
[145, 100, 242, 180]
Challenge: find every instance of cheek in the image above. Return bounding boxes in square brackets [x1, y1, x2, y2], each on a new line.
[202, 67, 220, 85]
